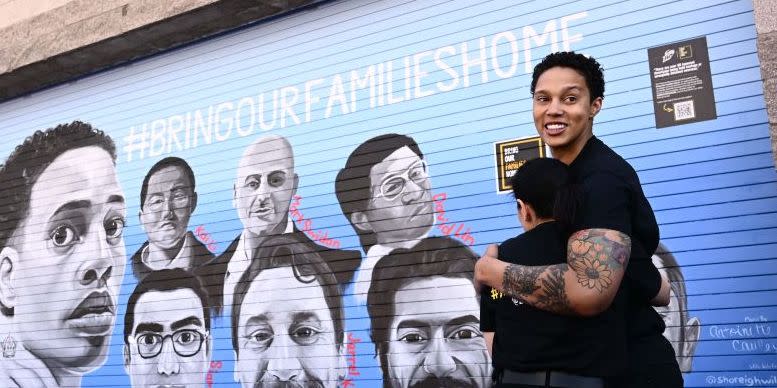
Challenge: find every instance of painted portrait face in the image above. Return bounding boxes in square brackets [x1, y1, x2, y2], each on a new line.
[125, 288, 210, 387]
[386, 277, 490, 388]
[234, 136, 298, 238]
[235, 266, 344, 388]
[9, 146, 126, 374]
[357, 146, 434, 246]
[139, 165, 195, 250]
[652, 255, 700, 372]
[532, 67, 601, 160]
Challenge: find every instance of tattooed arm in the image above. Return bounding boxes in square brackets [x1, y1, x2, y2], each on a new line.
[475, 228, 631, 316]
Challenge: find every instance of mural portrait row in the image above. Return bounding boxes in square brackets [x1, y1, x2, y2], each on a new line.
[0, 121, 697, 387]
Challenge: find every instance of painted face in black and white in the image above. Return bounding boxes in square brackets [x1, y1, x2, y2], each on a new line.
[140, 165, 195, 251]
[234, 135, 298, 239]
[235, 266, 344, 388]
[652, 254, 700, 372]
[7, 146, 126, 376]
[125, 288, 211, 387]
[353, 146, 434, 246]
[386, 277, 490, 388]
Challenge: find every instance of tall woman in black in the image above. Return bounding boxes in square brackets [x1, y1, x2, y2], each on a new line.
[481, 158, 614, 388]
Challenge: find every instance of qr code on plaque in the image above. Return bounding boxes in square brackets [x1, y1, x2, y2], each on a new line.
[673, 100, 696, 121]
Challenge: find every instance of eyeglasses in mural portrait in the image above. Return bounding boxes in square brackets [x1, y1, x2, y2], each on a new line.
[123, 268, 212, 387]
[367, 236, 491, 388]
[0, 122, 126, 387]
[231, 234, 347, 387]
[653, 243, 701, 373]
[132, 157, 215, 279]
[335, 134, 436, 300]
[200, 134, 361, 314]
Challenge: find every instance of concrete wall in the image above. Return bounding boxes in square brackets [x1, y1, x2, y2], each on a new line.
[0, 0, 73, 29]
[0, 0, 317, 101]
[753, 0, 777, 168]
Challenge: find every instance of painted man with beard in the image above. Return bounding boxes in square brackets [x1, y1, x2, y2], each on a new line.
[335, 133, 435, 300]
[367, 237, 490, 388]
[0, 122, 126, 387]
[232, 234, 346, 388]
[202, 134, 360, 314]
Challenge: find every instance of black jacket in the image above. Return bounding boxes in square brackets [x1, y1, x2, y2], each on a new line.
[130, 231, 216, 282]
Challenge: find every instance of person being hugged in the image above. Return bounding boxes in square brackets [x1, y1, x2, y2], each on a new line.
[482, 158, 616, 387]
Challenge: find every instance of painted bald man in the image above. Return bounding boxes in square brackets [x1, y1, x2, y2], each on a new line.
[198, 135, 361, 314]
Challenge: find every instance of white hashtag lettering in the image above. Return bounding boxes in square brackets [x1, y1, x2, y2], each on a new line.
[123, 125, 149, 162]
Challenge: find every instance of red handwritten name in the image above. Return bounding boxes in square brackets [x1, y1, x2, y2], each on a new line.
[206, 360, 222, 388]
[194, 225, 219, 253]
[432, 193, 475, 246]
[342, 332, 362, 387]
[289, 195, 342, 249]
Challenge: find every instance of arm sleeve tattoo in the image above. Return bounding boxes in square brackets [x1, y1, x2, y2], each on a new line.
[502, 228, 631, 315]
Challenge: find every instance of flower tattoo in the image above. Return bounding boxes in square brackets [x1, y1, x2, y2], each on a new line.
[568, 229, 628, 293]
[571, 257, 613, 292]
[499, 228, 631, 315]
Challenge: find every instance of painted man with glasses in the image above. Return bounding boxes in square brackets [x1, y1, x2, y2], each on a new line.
[335, 133, 435, 299]
[124, 268, 212, 387]
[232, 234, 346, 387]
[132, 157, 214, 281]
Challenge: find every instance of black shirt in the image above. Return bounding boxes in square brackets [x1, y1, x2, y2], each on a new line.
[480, 221, 627, 377]
[568, 136, 675, 370]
